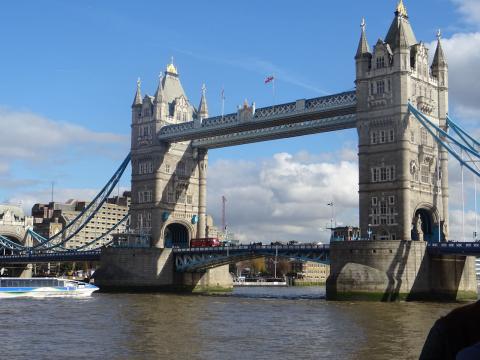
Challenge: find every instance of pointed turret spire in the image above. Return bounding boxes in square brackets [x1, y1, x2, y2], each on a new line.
[385, 0, 417, 50]
[395, 17, 410, 49]
[355, 18, 371, 59]
[396, 0, 408, 18]
[132, 78, 142, 107]
[154, 72, 164, 103]
[432, 29, 448, 69]
[198, 83, 208, 119]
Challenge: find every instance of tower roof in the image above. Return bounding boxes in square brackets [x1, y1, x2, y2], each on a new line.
[355, 18, 371, 59]
[385, 1, 417, 50]
[154, 73, 164, 103]
[432, 30, 448, 69]
[132, 78, 142, 107]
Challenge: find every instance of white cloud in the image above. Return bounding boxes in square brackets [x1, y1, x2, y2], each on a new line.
[207, 150, 359, 244]
[429, 32, 480, 120]
[453, 0, 480, 25]
[0, 107, 127, 162]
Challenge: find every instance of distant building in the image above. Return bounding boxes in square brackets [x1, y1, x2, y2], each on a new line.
[0, 204, 34, 244]
[330, 226, 361, 242]
[291, 261, 330, 284]
[32, 191, 131, 249]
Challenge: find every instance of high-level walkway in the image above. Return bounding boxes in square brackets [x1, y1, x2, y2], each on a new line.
[158, 91, 357, 148]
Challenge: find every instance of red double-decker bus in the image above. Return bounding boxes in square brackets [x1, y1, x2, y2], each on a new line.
[190, 238, 221, 248]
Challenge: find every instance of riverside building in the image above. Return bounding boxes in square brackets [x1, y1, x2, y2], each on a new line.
[32, 192, 131, 249]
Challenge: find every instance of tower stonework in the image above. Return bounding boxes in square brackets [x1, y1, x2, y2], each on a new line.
[327, 2, 477, 301]
[355, 3, 448, 242]
[130, 63, 208, 248]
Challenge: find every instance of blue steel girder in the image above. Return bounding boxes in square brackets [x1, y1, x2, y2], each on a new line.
[173, 245, 330, 272]
[0, 250, 101, 264]
[158, 91, 357, 147]
[427, 242, 480, 256]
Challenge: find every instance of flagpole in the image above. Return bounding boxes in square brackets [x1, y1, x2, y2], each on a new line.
[221, 87, 225, 119]
[272, 73, 276, 112]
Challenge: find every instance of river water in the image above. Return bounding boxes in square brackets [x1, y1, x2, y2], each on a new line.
[1, 286, 477, 360]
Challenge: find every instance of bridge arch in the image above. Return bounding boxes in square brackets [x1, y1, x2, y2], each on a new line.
[412, 204, 439, 242]
[162, 221, 192, 248]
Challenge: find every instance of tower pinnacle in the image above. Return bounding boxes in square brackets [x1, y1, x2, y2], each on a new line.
[396, 0, 408, 17]
[432, 29, 448, 70]
[355, 17, 370, 58]
[132, 77, 142, 107]
[198, 83, 208, 119]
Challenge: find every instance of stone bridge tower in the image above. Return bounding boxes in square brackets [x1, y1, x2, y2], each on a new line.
[130, 62, 208, 248]
[355, 0, 449, 242]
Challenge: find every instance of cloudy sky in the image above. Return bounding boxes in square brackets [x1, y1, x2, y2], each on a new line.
[0, 0, 479, 243]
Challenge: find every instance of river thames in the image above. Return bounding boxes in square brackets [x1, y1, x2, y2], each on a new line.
[1, 286, 477, 360]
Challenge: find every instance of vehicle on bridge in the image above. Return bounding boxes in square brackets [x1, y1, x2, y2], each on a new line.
[0, 278, 98, 297]
[190, 238, 221, 248]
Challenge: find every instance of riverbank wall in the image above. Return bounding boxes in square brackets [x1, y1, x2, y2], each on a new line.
[326, 240, 478, 301]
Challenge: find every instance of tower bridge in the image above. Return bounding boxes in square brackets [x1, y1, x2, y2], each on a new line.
[1, 0, 478, 299]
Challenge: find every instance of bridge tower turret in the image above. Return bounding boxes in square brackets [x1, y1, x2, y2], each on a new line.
[356, 0, 448, 242]
[130, 60, 207, 248]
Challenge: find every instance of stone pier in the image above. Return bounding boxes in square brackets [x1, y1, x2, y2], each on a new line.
[326, 240, 478, 301]
[93, 248, 233, 293]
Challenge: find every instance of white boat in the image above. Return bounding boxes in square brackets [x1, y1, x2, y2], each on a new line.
[0, 277, 98, 298]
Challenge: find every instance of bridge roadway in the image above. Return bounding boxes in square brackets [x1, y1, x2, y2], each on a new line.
[0, 242, 477, 268]
[158, 91, 357, 148]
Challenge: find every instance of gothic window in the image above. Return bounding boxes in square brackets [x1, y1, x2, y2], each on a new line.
[167, 192, 174, 203]
[371, 132, 378, 144]
[371, 197, 378, 206]
[177, 161, 186, 176]
[389, 129, 395, 142]
[391, 234, 396, 240]
[380, 202, 387, 215]
[376, 81, 385, 95]
[165, 164, 170, 174]
[145, 212, 152, 229]
[138, 213, 144, 228]
[380, 217, 387, 225]
[389, 196, 395, 205]
[139, 160, 153, 175]
[176, 112, 181, 121]
[372, 166, 395, 183]
[376, 56, 385, 69]
[387, 79, 391, 92]
[187, 195, 193, 205]
[370, 82, 374, 95]
[182, 112, 187, 122]
[380, 130, 386, 143]
[410, 131, 415, 143]
[421, 128, 428, 146]
[421, 165, 430, 184]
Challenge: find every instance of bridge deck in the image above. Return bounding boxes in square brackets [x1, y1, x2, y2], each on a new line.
[158, 91, 357, 148]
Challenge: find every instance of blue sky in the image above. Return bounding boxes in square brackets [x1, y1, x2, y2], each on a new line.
[1, 0, 479, 241]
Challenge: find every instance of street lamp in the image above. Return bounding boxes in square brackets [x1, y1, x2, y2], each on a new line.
[367, 224, 373, 241]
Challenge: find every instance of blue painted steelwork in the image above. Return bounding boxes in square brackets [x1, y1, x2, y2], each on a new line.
[447, 116, 480, 151]
[26, 153, 131, 251]
[173, 244, 330, 272]
[427, 242, 480, 256]
[0, 235, 26, 252]
[408, 103, 480, 178]
[0, 250, 101, 264]
[158, 91, 357, 145]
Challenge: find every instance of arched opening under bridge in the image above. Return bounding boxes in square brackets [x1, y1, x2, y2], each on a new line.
[164, 223, 189, 248]
[412, 208, 437, 242]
